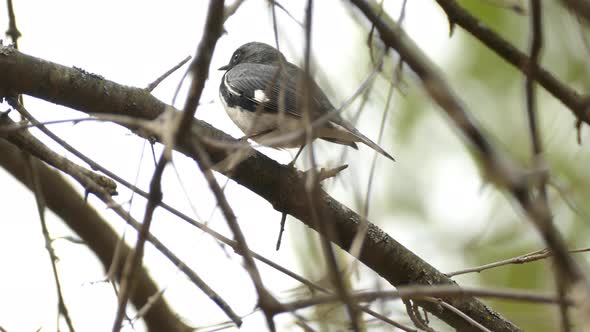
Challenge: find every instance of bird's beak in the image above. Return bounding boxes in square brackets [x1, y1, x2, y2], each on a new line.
[218, 64, 230, 71]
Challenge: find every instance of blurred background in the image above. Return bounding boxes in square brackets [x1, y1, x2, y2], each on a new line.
[1, 0, 589, 331]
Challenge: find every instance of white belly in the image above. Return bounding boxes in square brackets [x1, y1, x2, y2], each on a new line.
[220, 95, 308, 148]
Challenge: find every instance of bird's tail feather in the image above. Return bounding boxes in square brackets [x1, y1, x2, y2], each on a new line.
[332, 119, 395, 161]
[351, 129, 395, 161]
[321, 137, 359, 149]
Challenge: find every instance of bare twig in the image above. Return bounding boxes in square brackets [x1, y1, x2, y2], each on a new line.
[349, 81, 394, 261]
[526, 0, 545, 195]
[561, 0, 590, 25]
[25, 154, 76, 332]
[275, 211, 288, 251]
[132, 288, 166, 323]
[0, 114, 242, 327]
[191, 136, 279, 331]
[2, 101, 117, 195]
[270, 0, 304, 27]
[0, 45, 523, 331]
[0, 139, 195, 331]
[281, 285, 572, 312]
[315, 164, 349, 181]
[177, 1, 279, 330]
[525, 2, 571, 331]
[301, 1, 360, 330]
[112, 155, 167, 332]
[115, 2, 227, 325]
[403, 299, 433, 331]
[6, 101, 324, 319]
[424, 297, 491, 332]
[270, 0, 280, 50]
[447, 247, 590, 277]
[176, 0, 225, 142]
[351, 0, 589, 312]
[146, 56, 191, 92]
[5, 0, 21, 47]
[434, 0, 590, 125]
[223, 0, 246, 22]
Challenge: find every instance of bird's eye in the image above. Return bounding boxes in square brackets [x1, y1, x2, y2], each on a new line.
[232, 51, 241, 63]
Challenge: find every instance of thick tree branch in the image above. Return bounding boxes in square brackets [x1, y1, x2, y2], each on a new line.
[0, 46, 517, 331]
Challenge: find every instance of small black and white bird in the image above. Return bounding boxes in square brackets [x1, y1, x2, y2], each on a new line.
[218, 42, 394, 161]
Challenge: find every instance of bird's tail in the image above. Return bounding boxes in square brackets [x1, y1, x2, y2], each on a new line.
[334, 118, 395, 161]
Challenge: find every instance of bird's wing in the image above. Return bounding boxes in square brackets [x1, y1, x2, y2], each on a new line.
[223, 63, 335, 119]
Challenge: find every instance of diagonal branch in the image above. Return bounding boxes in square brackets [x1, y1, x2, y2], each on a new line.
[112, 154, 167, 332]
[0, 138, 193, 332]
[560, 0, 590, 25]
[1, 46, 519, 331]
[25, 153, 76, 332]
[351, 0, 587, 284]
[350, 0, 590, 328]
[0, 111, 243, 328]
[435, 0, 590, 125]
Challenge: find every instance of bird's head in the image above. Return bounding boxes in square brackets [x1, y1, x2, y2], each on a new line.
[219, 42, 286, 71]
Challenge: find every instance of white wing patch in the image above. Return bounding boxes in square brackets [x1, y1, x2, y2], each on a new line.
[254, 89, 270, 103]
[224, 74, 240, 95]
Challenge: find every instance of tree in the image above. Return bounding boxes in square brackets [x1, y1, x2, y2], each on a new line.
[1, 0, 589, 331]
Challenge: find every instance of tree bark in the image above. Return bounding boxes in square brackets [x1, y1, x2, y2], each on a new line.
[0, 46, 520, 331]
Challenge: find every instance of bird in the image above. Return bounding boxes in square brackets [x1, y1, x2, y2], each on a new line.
[218, 41, 394, 162]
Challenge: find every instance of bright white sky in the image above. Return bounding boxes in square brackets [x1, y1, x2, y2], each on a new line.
[0, 1, 486, 331]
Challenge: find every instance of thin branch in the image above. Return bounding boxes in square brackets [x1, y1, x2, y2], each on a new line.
[447, 247, 590, 277]
[350, 0, 588, 313]
[108, 188, 244, 328]
[223, 0, 246, 22]
[146, 56, 191, 92]
[270, 0, 280, 50]
[132, 288, 166, 324]
[526, 0, 544, 179]
[349, 80, 394, 260]
[281, 285, 572, 313]
[5, 0, 21, 47]
[190, 137, 279, 331]
[25, 154, 76, 332]
[18, 119, 407, 332]
[117, 1, 226, 325]
[9, 101, 319, 318]
[275, 212, 288, 251]
[177, 2, 279, 329]
[112, 155, 167, 332]
[302, 1, 360, 330]
[0, 139, 194, 332]
[3, 101, 117, 196]
[270, 0, 304, 27]
[403, 299, 433, 331]
[315, 164, 349, 181]
[176, 0, 225, 142]
[0, 45, 523, 331]
[424, 297, 491, 332]
[526, 2, 570, 331]
[434, 0, 590, 125]
[561, 0, 590, 25]
[0, 107, 242, 328]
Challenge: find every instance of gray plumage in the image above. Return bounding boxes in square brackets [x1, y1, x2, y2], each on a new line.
[219, 42, 394, 161]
